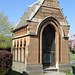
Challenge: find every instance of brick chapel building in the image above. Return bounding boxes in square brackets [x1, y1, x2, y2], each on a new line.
[12, 0, 71, 73]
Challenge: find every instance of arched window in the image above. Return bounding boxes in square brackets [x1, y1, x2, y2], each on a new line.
[14, 41, 16, 47]
[20, 40, 22, 47]
[24, 39, 26, 47]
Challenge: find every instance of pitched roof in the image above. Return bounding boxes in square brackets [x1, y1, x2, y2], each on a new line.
[13, 0, 44, 31]
[13, 0, 69, 31]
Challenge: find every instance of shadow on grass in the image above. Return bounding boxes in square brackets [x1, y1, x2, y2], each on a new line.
[6, 70, 22, 75]
[23, 71, 29, 75]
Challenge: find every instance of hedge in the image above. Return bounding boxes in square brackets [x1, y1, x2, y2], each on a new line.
[0, 50, 13, 75]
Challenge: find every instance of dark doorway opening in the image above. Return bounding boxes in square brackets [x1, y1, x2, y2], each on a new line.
[42, 24, 55, 68]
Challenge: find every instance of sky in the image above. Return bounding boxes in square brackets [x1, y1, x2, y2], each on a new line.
[0, 0, 75, 38]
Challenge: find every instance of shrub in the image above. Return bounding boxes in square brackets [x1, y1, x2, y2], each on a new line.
[70, 50, 75, 54]
[0, 50, 13, 75]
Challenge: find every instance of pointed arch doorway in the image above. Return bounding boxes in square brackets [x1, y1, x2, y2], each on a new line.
[42, 24, 55, 67]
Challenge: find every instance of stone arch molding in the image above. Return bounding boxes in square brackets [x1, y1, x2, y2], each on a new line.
[36, 16, 64, 37]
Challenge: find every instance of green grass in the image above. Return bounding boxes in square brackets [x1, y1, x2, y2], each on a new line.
[64, 71, 74, 75]
[64, 65, 75, 75]
[71, 54, 75, 60]
[6, 70, 22, 75]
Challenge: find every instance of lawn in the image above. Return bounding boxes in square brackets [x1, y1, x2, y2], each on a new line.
[64, 71, 74, 75]
[66, 53, 75, 75]
[71, 54, 75, 60]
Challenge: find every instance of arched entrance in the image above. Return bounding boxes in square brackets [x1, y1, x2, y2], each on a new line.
[37, 16, 64, 69]
[42, 24, 55, 67]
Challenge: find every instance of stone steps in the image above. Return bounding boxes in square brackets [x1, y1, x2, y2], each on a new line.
[43, 67, 58, 73]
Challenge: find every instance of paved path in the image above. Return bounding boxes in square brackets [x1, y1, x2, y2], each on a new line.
[27, 72, 65, 75]
[70, 60, 75, 63]
[43, 72, 65, 75]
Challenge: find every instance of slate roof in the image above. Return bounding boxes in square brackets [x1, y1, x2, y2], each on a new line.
[13, 0, 69, 31]
[13, 0, 44, 31]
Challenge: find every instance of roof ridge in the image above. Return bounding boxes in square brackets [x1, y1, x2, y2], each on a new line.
[13, 0, 69, 31]
[27, 0, 45, 21]
[28, 0, 40, 7]
[13, 0, 45, 31]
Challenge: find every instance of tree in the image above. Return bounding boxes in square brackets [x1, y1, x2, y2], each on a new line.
[0, 12, 13, 51]
[71, 34, 75, 49]
[0, 12, 11, 35]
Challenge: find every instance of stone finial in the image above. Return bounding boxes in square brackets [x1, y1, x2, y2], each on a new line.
[65, 16, 67, 19]
[10, 25, 15, 36]
[57, 1, 59, 4]
[61, 8, 63, 10]
[10, 25, 15, 32]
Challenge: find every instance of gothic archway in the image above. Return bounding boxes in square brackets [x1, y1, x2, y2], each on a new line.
[38, 16, 63, 68]
[42, 24, 55, 67]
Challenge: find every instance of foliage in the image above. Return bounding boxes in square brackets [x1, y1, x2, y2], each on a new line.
[64, 71, 74, 75]
[69, 44, 71, 50]
[6, 70, 22, 75]
[70, 50, 75, 54]
[71, 65, 75, 75]
[0, 12, 13, 51]
[0, 50, 13, 75]
[72, 40, 75, 49]
[71, 54, 75, 60]
[70, 34, 75, 49]
[0, 12, 12, 36]
[72, 65, 75, 68]
[0, 35, 12, 50]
